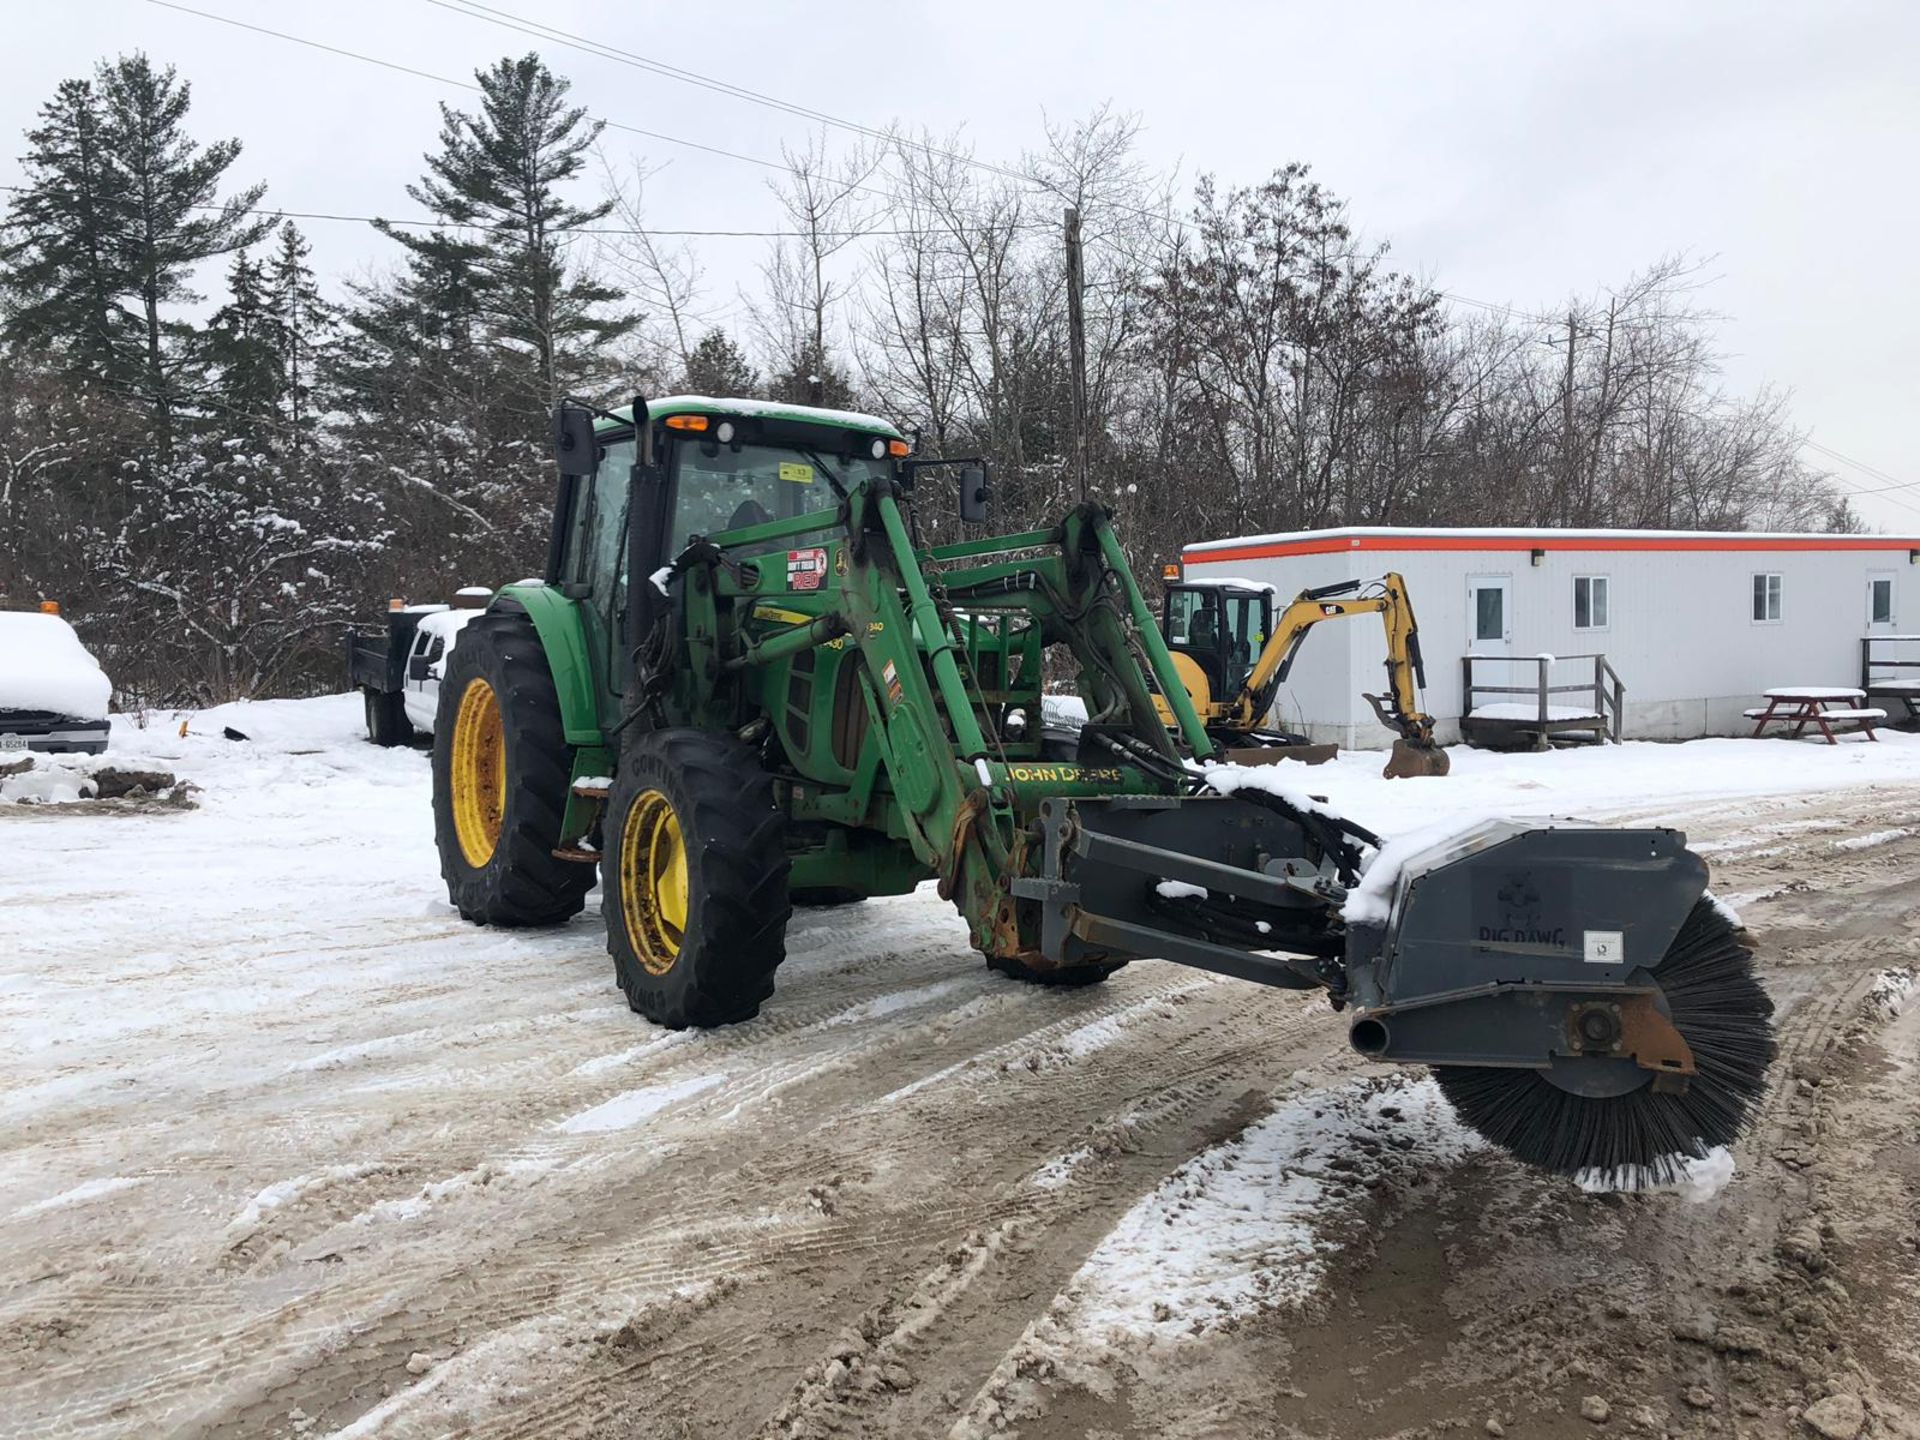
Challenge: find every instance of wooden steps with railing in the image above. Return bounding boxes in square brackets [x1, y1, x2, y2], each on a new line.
[1861, 635, 1920, 722]
[1460, 653, 1625, 750]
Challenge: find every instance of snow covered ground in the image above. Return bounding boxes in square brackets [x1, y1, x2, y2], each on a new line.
[5, 697, 1920, 1437]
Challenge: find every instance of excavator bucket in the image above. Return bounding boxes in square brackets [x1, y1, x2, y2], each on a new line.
[1383, 738, 1451, 779]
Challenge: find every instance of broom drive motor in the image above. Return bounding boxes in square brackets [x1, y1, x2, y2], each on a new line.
[427, 394, 1775, 1183]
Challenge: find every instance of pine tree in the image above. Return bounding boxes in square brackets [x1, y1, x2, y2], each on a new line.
[97, 54, 271, 456]
[378, 53, 637, 416]
[205, 248, 280, 434]
[766, 341, 858, 410]
[1, 78, 135, 384]
[2, 55, 269, 459]
[680, 328, 760, 398]
[263, 222, 336, 457]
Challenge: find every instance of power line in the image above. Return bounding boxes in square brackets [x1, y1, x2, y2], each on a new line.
[424, 0, 1040, 193]
[1801, 443, 1920, 525]
[0, 184, 1041, 240]
[140, 1, 1074, 241]
[0, 192, 972, 241]
[140, 0, 896, 198]
[1803, 439, 1917, 495]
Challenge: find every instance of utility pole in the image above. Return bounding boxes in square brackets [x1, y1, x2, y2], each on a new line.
[1560, 309, 1577, 521]
[1064, 206, 1090, 502]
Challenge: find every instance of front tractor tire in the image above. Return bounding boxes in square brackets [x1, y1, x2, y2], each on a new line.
[603, 729, 792, 1029]
[431, 610, 594, 927]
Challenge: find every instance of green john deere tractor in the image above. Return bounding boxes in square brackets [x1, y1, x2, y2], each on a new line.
[431, 394, 1775, 1181]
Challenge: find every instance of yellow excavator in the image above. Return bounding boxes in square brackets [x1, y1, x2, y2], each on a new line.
[1155, 571, 1451, 778]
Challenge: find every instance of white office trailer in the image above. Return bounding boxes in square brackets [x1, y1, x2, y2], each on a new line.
[1177, 527, 1920, 748]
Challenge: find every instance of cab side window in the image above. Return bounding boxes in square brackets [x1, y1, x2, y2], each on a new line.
[572, 437, 635, 599]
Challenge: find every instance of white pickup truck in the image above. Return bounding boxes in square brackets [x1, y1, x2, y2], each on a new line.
[0, 608, 113, 755]
[343, 590, 488, 745]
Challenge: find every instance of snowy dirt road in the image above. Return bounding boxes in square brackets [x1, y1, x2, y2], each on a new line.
[4, 699, 1920, 1438]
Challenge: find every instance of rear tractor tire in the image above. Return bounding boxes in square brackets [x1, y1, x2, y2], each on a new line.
[431, 610, 594, 927]
[603, 728, 792, 1028]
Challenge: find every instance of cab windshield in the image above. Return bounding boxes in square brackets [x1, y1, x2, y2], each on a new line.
[669, 440, 892, 552]
[1166, 586, 1268, 694]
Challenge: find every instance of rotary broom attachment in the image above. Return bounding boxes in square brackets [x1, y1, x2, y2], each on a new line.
[1432, 900, 1775, 1184]
[1339, 822, 1777, 1185]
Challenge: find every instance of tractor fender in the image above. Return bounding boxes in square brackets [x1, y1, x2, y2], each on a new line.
[491, 584, 607, 749]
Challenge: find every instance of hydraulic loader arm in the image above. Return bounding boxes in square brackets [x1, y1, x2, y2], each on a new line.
[1232, 572, 1437, 743]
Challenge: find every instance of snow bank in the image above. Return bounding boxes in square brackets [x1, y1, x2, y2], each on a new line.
[0, 762, 96, 805]
[0, 613, 112, 719]
[187, 693, 368, 749]
[1071, 1077, 1477, 1339]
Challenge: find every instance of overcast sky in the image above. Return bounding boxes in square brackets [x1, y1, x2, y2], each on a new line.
[6, 0, 1918, 531]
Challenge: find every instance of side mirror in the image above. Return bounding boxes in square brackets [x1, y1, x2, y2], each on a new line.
[958, 463, 991, 525]
[551, 404, 597, 477]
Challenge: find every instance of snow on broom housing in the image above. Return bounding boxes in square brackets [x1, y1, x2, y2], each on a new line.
[1179, 527, 1920, 748]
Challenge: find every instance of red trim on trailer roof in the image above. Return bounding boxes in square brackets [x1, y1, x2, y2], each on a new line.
[1185, 532, 1920, 563]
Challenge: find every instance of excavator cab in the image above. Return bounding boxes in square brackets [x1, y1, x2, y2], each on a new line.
[1163, 581, 1271, 714]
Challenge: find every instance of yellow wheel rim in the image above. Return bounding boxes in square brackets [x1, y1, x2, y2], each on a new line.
[620, 789, 688, 976]
[450, 678, 507, 868]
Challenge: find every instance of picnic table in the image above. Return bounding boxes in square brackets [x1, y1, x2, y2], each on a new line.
[1745, 686, 1885, 744]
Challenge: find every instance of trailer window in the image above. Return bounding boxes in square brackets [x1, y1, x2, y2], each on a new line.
[1752, 572, 1783, 624]
[1870, 576, 1894, 626]
[1573, 575, 1609, 631]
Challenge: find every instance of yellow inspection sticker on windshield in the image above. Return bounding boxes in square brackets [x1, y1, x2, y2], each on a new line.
[778, 461, 814, 484]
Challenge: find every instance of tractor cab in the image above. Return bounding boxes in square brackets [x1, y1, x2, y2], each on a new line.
[1162, 579, 1272, 712]
[544, 397, 913, 701]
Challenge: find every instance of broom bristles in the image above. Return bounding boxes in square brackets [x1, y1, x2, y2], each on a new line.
[1434, 900, 1775, 1186]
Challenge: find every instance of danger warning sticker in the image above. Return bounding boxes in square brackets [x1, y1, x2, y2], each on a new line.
[786, 547, 827, 592]
[882, 659, 903, 706]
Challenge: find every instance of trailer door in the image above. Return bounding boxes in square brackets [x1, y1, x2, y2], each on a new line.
[1467, 574, 1512, 652]
[1867, 571, 1896, 633]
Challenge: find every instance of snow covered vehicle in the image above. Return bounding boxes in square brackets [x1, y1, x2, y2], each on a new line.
[345, 590, 488, 745]
[0, 606, 112, 755]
